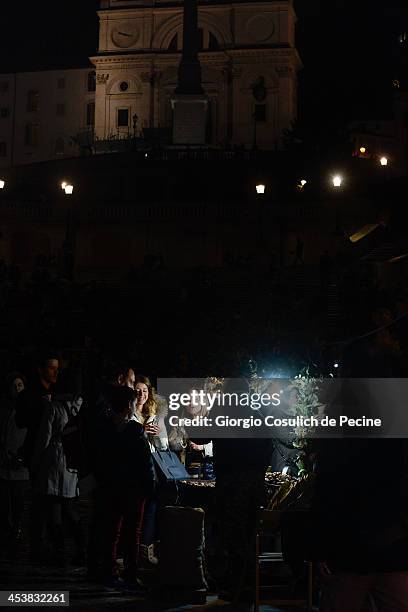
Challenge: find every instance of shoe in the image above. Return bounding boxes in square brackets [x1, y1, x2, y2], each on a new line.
[140, 544, 158, 566]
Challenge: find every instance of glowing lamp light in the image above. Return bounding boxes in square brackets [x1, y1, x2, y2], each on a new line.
[0, 179, 5, 189]
[64, 184, 74, 195]
[61, 181, 67, 190]
[332, 175, 343, 188]
[380, 156, 388, 166]
[334, 362, 339, 369]
[256, 184, 266, 195]
[300, 179, 307, 187]
[359, 146, 366, 154]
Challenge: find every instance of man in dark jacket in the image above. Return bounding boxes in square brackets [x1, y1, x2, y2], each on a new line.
[14, 351, 59, 560]
[15, 353, 59, 469]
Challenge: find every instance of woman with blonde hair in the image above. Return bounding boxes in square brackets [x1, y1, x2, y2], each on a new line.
[133, 375, 168, 452]
[132, 374, 169, 565]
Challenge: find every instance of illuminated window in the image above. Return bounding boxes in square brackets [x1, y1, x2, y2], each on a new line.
[27, 90, 39, 112]
[117, 108, 129, 127]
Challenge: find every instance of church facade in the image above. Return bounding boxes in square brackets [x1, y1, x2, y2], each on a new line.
[0, 1, 301, 167]
[93, 0, 301, 149]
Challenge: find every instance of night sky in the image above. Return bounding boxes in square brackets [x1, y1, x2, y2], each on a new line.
[0, 0, 406, 126]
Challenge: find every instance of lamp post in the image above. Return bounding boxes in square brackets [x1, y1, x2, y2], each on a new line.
[61, 181, 76, 281]
[330, 174, 345, 238]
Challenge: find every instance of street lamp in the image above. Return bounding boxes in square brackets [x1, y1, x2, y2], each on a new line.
[61, 181, 67, 190]
[300, 179, 307, 187]
[0, 179, 5, 189]
[332, 175, 343, 188]
[380, 156, 388, 166]
[256, 183, 266, 195]
[359, 146, 366, 154]
[64, 184, 74, 195]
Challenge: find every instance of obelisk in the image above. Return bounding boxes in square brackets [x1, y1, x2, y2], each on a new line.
[172, 0, 207, 145]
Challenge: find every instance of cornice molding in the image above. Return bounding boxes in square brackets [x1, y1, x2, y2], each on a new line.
[91, 47, 298, 67]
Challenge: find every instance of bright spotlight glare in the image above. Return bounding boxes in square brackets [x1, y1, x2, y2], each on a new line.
[64, 184, 74, 195]
[332, 175, 343, 187]
[300, 179, 307, 186]
[256, 184, 266, 194]
[262, 369, 289, 379]
[0, 179, 5, 189]
[61, 181, 67, 190]
[380, 156, 388, 166]
[334, 362, 339, 368]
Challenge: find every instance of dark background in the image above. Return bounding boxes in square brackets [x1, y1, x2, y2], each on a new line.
[0, 0, 407, 125]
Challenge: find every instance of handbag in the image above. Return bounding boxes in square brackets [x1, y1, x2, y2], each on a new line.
[152, 449, 191, 482]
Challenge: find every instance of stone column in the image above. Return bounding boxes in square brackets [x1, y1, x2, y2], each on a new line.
[172, 0, 207, 145]
[176, 0, 203, 95]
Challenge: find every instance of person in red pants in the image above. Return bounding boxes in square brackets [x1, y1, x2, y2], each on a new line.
[93, 385, 155, 590]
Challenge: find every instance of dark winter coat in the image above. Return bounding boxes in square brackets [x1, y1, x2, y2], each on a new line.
[14, 382, 53, 469]
[94, 417, 155, 496]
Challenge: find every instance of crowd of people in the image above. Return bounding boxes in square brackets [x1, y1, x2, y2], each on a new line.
[0, 356, 213, 591]
[0, 260, 408, 607]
